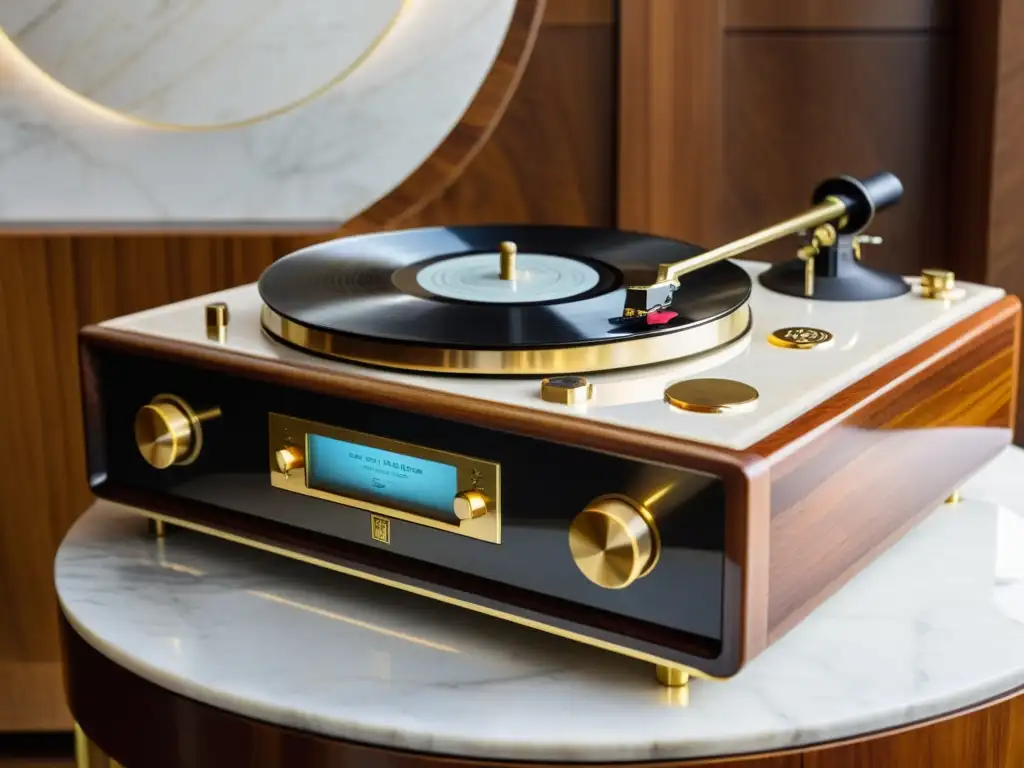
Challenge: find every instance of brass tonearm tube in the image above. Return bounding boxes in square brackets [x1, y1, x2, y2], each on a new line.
[622, 172, 905, 316]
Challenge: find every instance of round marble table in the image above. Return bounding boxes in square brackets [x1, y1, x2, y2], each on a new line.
[57, 448, 1024, 767]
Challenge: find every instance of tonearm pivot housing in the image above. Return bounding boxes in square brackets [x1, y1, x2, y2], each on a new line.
[622, 172, 908, 317]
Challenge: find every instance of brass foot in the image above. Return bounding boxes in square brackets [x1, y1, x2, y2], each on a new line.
[75, 722, 121, 767]
[149, 518, 167, 538]
[656, 664, 689, 687]
[945, 490, 962, 504]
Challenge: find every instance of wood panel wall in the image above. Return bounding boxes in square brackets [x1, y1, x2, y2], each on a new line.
[0, 1, 615, 732]
[621, 0, 954, 276]
[618, 0, 1024, 421]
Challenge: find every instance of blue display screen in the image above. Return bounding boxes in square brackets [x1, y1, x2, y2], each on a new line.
[307, 434, 458, 519]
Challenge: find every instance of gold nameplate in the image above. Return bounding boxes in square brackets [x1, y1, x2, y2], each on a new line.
[370, 515, 391, 544]
[269, 414, 501, 543]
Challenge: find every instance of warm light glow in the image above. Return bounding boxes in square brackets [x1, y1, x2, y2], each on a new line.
[0, 0, 410, 132]
[644, 484, 675, 508]
[0, 27, 142, 127]
[250, 590, 461, 653]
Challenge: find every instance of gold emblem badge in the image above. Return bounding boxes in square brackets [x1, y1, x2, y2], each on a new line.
[768, 327, 834, 350]
[371, 515, 391, 545]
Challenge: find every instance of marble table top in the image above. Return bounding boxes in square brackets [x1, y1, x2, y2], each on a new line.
[56, 448, 1024, 763]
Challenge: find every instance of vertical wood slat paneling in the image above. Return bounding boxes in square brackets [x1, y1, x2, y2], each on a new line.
[721, 34, 952, 276]
[618, 0, 725, 246]
[0, 0, 616, 733]
[949, 0, 1024, 428]
[725, 0, 952, 30]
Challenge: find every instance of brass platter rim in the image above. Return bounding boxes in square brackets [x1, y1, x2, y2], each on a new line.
[260, 303, 753, 375]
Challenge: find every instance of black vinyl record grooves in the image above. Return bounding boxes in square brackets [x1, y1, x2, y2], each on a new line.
[259, 226, 750, 347]
[258, 225, 752, 374]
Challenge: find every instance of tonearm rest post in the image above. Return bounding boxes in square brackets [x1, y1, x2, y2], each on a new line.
[622, 172, 908, 317]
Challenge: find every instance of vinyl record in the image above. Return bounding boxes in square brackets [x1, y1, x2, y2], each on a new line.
[258, 225, 752, 375]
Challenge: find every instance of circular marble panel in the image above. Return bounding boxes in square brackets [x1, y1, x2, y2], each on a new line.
[0, 0, 521, 226]
[0, 0, 405, 129]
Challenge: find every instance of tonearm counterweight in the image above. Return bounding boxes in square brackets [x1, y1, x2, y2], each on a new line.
[622, 172, 907, 317]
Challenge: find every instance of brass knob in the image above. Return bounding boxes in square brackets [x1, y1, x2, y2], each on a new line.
[206, 302, 229, 343]
[540, 375, 593, 405]
[453, 490, 489, 520]
[920, 268, 956, 299]
[134, 395, 219, 469]
[275, 446, 305, 477]
[569, 496, 659, 589]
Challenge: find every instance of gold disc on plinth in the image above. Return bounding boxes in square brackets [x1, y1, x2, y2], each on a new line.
[664, 378, 759, 414]
[768, 327, 834, 350]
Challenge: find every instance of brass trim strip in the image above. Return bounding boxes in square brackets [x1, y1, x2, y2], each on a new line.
[269, 413, 502, 544]
[129, 508, 718, 681]
[260, 303, 753, 375]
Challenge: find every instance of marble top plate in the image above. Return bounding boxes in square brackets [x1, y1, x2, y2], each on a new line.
[56, 448, 1024, 763]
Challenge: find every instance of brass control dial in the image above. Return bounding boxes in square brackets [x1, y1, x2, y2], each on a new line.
[275, 446, 305, 476]
[134, 395, 220, 469]
[453, 490, 489, 521]
[569, 495, 659, 589]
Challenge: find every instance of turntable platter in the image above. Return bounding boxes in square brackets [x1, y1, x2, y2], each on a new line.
[258, 225, 752, 375]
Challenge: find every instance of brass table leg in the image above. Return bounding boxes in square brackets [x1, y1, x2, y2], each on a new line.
[149, 518, 167, 538]
[75, 723, 122, 768]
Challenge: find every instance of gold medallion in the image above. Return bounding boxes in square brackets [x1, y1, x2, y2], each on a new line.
[664, 379, 759, 414]
[768, 327, 834, 350]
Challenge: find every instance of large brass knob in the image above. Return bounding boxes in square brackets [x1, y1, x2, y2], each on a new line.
[453, 490, 489, 520]
[134, 395, 219, 469]
[569, 495, 659, 589]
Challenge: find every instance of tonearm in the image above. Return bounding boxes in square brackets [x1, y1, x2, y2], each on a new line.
[622, 172, 908, 318]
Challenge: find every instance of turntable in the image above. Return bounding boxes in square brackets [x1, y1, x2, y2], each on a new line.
[78, 172, 1021, 688]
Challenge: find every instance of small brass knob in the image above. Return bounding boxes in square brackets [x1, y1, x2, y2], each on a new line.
[920, 268, 956, 299]
[206, 302, 229, 343]
[540, 376, 593, 405]
[134, 395, 218, 469]
[275, 446, 305, 476]
[569, 496, 659, 589]
[453, 490, 489, 520]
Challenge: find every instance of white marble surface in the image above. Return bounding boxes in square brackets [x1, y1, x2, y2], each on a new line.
[100, 261, 1005, 450]
[57, 448, 1024, 762]
[2, 0, 404, 127]
[0, 0, 515, 225]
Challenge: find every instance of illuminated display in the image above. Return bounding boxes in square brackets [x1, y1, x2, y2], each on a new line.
[307, 434, 458, 519]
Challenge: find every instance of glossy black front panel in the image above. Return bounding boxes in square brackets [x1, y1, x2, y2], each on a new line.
[90, 349, 727, 655]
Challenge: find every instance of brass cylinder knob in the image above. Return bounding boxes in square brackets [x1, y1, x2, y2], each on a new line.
[206, 302, 229, 343]
[569, 495, 659, 589]
[920, 268, 956, 299]
[134, 395, 219, 469]
[453, 490, 489, 520]
[275, 446, 305, 477]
